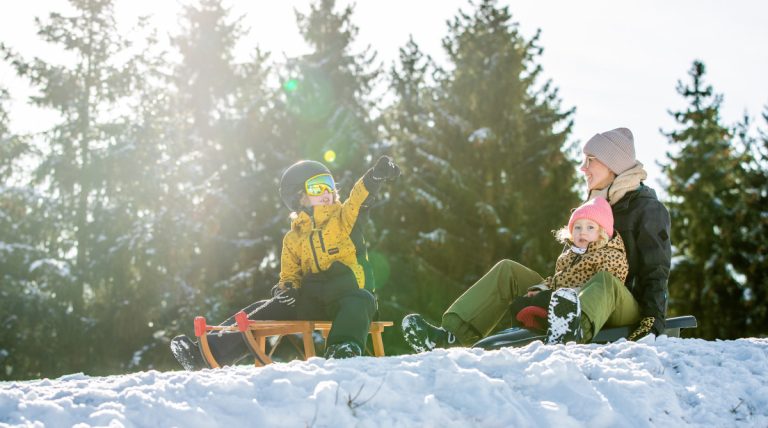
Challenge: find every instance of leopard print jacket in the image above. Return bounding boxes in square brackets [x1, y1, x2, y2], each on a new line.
[538, 233, 628, 291]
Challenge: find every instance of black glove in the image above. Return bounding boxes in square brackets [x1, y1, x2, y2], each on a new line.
[627, 317, 655, 341]
[371, 155, 400, 181]
[271, 282, 298, 307]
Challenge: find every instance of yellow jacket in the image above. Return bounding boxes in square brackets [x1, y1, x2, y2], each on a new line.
[278, 176, 374, 290]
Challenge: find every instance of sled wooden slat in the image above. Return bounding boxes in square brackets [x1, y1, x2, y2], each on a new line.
[194, 314, 393, 368]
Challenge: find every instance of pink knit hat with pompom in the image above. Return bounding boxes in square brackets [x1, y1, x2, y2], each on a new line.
[568, 197, 614, 237]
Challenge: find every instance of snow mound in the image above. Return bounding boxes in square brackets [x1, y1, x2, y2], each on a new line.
[1, 337, 766, 427]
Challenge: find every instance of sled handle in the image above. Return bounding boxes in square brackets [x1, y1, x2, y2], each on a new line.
[235, 311, 249, 332]
[194, 316, 208, 337]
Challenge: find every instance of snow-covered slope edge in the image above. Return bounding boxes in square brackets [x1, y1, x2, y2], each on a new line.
[1, 337, 766, 427]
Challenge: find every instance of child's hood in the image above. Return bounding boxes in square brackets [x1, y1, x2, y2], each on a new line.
[570, 232, 625, 255]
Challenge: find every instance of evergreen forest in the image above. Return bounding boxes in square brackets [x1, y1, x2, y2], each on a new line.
[0, 0, 766, 380]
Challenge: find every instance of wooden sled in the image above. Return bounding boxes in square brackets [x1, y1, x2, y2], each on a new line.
[194, 311, 394, 368]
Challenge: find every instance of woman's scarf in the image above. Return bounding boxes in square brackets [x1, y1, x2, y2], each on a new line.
[588, 162, 648, 205]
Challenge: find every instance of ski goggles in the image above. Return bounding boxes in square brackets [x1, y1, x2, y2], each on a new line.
[304, 173, 336, 196]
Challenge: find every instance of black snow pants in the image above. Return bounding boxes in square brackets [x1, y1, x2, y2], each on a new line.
[204, 265, 377, 365]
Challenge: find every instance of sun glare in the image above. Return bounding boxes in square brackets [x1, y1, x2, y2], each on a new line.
[323, 150, 337, 163]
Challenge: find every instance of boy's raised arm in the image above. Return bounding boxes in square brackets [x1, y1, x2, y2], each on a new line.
[340, 156, 400, 232]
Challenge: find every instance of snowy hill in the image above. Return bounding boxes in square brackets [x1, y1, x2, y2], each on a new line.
[1, 336, 766, 427]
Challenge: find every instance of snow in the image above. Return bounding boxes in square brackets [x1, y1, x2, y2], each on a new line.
[27, 258, 70, 276]
[413, 188, 445, 211]
[418, 228, 447, 245]
[684, 172, 701, 188]
[468, 127, 493, 144]
[1, 337, 766, 427]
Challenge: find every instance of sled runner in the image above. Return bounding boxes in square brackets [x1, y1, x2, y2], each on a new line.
[193, 311, 394, 368]
[472, 315, 698, 350]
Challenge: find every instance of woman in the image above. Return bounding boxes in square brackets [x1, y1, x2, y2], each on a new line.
[402, 127, 671, 350]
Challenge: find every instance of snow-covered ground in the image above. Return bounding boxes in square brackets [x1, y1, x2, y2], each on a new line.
[1, 336, 766, 427]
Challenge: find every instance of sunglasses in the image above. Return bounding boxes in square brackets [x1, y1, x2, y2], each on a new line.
[582, 156, 597, 169]
[304, 173, 336, 196]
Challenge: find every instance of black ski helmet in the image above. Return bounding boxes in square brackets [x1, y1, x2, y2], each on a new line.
[279, 160, 332, 211]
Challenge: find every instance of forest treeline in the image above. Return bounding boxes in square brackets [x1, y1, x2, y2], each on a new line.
[0, 0, 766, 380]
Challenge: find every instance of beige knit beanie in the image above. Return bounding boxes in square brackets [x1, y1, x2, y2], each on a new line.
[582, 128, 637, 174]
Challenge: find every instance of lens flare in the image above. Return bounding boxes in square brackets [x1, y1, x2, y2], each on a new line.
[283, 79, 299, 92]
[324, 150, 336, 163]
[368, 251, 391, 288]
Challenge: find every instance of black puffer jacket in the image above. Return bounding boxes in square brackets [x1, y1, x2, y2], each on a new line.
[612, 184, 671, 334]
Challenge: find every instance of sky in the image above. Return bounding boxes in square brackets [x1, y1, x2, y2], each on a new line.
[1, 0, 767, 191]
[1, 336, 767, 426]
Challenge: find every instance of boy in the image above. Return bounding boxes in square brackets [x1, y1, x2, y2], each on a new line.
[171, 156, 399, 369]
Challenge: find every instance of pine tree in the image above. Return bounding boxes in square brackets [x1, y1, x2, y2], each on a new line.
[1, 0, 148, 374]
[0, 182, 72, 379]
[0, 88, 70, 379]
[0, 89, 28, 180]
[727, 112, 768, 336]
[201, 45, 288, 319]
[79, 24, 182, 372]
[2, 0, 136, 314]
[166, 0, 248, 316]
[662, 61, 760, 339]
[376, 38, 447, 322]
[280, 0, 380, 179]
[157, 0, 284, 336]
[378, 0, 578, 333]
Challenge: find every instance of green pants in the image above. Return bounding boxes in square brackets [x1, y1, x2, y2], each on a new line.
[579, 271, 641, 340]
[442, 260, 641, 345]
[443, 259, 543, 345]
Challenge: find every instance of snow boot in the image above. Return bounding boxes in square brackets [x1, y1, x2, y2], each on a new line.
[401, 313, 457, 353]
[324, 341, 362, 359]
[545, 288, 583, 344]
[170, 335, 208, 371]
